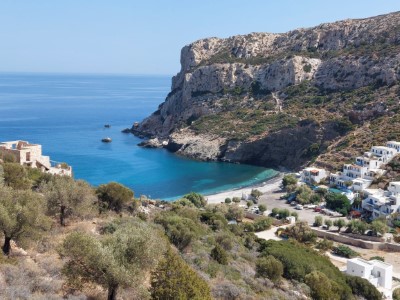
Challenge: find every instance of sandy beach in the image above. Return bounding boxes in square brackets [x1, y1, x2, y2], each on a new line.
[206, 172, 284, 204]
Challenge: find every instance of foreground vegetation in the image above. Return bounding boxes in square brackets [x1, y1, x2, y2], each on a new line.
[0, 160, 383, 299]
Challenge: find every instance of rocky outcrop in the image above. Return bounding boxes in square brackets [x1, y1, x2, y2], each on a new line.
[134, 12, 400, 170]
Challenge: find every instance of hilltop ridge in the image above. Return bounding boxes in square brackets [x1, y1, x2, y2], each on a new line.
[134, 11, 400, 170]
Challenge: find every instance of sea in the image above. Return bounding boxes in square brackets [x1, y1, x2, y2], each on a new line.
[0, 73, 278, 200]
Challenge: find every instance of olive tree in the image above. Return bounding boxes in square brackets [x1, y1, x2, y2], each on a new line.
[60, 220, 165, 300]
[0, 186, 50, 255]
[96, 182, 134, 213]
[40, 176, 97, 226]
[3, 163, 31, 190]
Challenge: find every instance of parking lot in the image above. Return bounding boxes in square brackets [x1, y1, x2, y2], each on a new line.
[256, 189, 347, 225]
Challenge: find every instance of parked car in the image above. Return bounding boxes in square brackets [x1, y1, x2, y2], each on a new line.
[290, 201, 297, 206]
[295, 204, 304, 210]
[305, 204, 317, 209]
[314, 207, 322, 212]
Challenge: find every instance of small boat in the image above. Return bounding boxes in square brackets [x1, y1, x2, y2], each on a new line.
[102, 137, 112, 143]
[104, 124, 111, 128]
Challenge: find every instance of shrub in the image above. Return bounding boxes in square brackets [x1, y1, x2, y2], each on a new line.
[316, 238, 333, 251]
[3, 163, 31, 190]
[253, 217, 273, 232]
[258, 204, 267, 213]
[96, 182, 134, 213]
[325, 192, 351, 215]
[150, 248, 212, 300]
[324, 219, 333, 230]
[211, 244, 228, 265]
[305, 271, 341, 300]
[286, 222, 317, 244]
[332, 245, 359, 258]
[232, 197, 241, 203]
[225, 198, 232, 204]
[314, 216, 323, 227]
[369, 256, 385, 262]
[345, 274, 381, 300]
[303, 64, 312, 73]
[182, 192, 206, 208]
[282, 175, 297, 188]
[394, 288, 400, 300]
[256, 255, 283, 282]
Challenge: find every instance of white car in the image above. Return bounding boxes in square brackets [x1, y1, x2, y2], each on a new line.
[305, 204, 317, 209]
[295, 204, 304, 210]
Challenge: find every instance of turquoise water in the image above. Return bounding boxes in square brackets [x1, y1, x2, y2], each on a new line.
[0, 73, 278, 199]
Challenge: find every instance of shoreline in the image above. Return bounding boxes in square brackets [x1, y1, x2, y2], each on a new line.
[205, 172, 284, 204]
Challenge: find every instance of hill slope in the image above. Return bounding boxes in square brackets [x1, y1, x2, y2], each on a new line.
[134, 12, 400, 170]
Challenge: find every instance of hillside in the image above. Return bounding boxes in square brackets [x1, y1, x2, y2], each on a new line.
[133, 11, 400, 171]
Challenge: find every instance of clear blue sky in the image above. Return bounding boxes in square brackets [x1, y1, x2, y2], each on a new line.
[0, 0, 399, 75]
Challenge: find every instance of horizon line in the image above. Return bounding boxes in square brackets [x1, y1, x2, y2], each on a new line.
[0, 70, 175, 77]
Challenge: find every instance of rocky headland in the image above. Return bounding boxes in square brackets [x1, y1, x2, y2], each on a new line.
[133, 12, 400, 170]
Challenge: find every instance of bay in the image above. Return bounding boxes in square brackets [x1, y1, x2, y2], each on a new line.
[0, 73, 278, 199]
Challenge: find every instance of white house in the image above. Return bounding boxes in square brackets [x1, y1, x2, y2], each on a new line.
[371, 146, 397, 163]
[387, 141, 400, 153]
[300, 167, 328, 185]
[362, 186, 400, 220]
[346, 258, 392, 298]
[0, 140, 72, 177]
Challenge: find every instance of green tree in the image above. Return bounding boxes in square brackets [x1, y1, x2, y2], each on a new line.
[232, 197, 241, 203]
[295, 185, 313, 204]
[246, 201, 252, 208]
[325, 193, 351, 215]
[3, 163, 31, 190]
[210, 244, 228, 265]
[225, 206, 244, 221]
[182, 192, 206, 208]
[0, 186, 50, 255]
[305, 271, 341, 300]
[96, 182, 134, 213]
[258, 204, 267, 213]
[333, 219, 346, 232]
[370, 219, 388, 236]
[316, 238, 333, 251]
[41, 176, 96, 226]
[224, 198, 232, 204]
[60, 221, 165, 300]
[324, 219, 333, 230]
[251, 189, 263, 200]
[150, 248, 212, 300]
[256, 255, 283, 282]
[314, 216, 323, 227]
[282, 175, 297, 189]
[286, 222, 317, 244]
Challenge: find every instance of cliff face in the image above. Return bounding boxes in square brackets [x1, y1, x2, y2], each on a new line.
[134, 12, 400, 170]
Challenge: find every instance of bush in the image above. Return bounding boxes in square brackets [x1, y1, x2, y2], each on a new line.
[332, 245, 359, 258]
[232, 197, 241, 203]
[211, 244, 228, 265]
[286, 222, 317, 244]
[96, 182, 134, 213]
[316, 238, 333, 251]
[150, 248, 212, 300]
[314, 216, 323, 227]
[253, 217, 273, 232]
[324, 219, 333, 230]
[3, 163, 31, 190]
[369, 256, 385, 262]
[225, 198, 232, 204]
[345, 274, 382, 300]
[325, 193, 351, 216]
[256, 255, 283, 282]
[305, 271, 341, 300]
[259, 240, 352, 299]
[258, 204, 267, 213]
[282, 175, 297, 188]
[182, 192, 206, 208]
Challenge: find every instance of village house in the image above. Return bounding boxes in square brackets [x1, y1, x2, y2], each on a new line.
[330, 142, 399, 192]
[0, 140, 72, 177]
[346, 258, 393, 299]
[299, 167, 328, 185]
[361, 182, 400, 220]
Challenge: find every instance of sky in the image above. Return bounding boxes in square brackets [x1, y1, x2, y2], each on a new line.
[0, 1, 399, 75]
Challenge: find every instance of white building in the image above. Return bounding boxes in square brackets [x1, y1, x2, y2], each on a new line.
[371, 146, 397, 163]
[346, 258, 392, 298]
[362, 185, 400, 220]
[387, 141, 400, 153]
[0, 140, 72, 177]
[300, 167, 328, 185]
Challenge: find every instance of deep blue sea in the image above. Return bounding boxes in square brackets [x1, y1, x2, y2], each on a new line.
[0, 73, 277, 199]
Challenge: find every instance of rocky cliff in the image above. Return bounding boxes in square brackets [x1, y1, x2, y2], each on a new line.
[133, 12, 400, 170]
